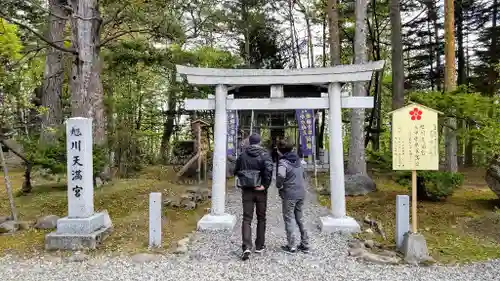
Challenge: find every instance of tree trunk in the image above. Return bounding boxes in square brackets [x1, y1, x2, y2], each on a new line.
[296, 0, 314, 68]
[464, 120, 474, 166]
[327, 0, 341, 65]
[455, 0, 466, 167]
[29, 86, 43, 136]
[292, 22, 303, 68]
[288, 0, 297, 68]
[40, 0, 68, 143]
[431, 1, 442, 91]
[69, 0, 106, 146]
[426, 1, 435, 90]
[444, 0, 458, 172]
[306, 15, 314, 67]
[365, 0, 382, 149]
[241, 1, 251, 67]
[456, 0, 466, 86]
[488, 0, 498, 95]
[160, 70, 178, 163]
[0, 140, 33, 194]
[390, 0, 404, 110]
[0, 144, 18, 221]
[347, 0, 369, 175]
[318, 15, 328, 150]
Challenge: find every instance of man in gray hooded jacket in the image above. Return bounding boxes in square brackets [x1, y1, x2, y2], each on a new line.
[276, 138, 310, 253]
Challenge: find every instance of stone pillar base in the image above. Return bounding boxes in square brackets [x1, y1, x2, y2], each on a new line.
[197, 213, 236, 231]
[319, 216, 360, 233]
[45, 210, 112, 250]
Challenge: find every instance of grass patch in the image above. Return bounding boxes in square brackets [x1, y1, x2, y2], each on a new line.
[317, 168, 500, 264]
[0, 166, 209, 257]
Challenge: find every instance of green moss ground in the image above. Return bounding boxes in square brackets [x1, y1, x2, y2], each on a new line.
[0, 166, 208, 257]
[318, 168, 500, 264]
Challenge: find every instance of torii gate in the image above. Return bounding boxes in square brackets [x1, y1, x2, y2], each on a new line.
[177, 61, 385, 233]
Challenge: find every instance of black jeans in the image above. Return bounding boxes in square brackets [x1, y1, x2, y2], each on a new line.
[241, 188, 268, 251]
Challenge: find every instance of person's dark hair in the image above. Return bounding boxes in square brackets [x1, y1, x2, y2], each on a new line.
[277, 138, 294, 154]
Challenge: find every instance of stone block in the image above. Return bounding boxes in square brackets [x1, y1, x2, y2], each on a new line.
[401, 232, 433, 264]
[56, 212, 105, 235]
[45, 225, 112, 250]
[197, 213, 236, 231]
[319, 216, 360, 233]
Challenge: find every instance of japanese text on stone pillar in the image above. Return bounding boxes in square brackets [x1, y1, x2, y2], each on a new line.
[70, 126, 84, 198]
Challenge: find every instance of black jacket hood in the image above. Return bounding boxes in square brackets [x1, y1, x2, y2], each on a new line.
[245, 145, 267, 157]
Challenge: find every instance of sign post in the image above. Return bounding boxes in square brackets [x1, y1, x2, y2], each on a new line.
[390, 102, 442, 233]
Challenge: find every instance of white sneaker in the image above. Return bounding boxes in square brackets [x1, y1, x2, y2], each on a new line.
[241, 249, 251, 261]
[254, 246, 266, 253]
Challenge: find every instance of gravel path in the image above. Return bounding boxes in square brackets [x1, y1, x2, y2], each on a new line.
[1, 182, 500, 281]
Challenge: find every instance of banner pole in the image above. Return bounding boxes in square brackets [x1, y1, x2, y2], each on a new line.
[312, 113, 318, 188]
[250, 110, 254, 135]
[234, 110, 239, 189]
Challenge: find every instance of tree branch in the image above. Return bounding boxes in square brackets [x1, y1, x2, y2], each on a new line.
[0, 13, 77, 54]
[0, 139, 30, 164]
[102, 4, 128, 27]
[10, 46, 46, 69]
[98, 28, 151, 47]
[402, 8, 427, 27]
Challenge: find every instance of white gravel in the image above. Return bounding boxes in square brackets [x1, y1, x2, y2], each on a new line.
[1, 183, 500, 281]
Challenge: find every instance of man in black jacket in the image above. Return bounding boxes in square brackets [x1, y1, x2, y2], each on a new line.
[234, 133, 274, 261]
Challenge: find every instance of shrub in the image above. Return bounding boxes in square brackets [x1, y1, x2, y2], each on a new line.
[366, 150, 393, 172]
[394, 171, 464, 201]
[21, 132, 108, 176]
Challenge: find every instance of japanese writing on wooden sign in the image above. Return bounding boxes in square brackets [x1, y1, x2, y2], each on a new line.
[391, 104, 440, 170]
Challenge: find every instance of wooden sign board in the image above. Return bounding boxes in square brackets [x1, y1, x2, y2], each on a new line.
[390, 103, 441, 171]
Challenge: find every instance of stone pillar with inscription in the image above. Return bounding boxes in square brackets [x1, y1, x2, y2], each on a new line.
[45, 117, 113, 250]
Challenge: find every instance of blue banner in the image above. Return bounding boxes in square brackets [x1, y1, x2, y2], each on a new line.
[227, 110, 238, 156]
[295, 109, 315, 156]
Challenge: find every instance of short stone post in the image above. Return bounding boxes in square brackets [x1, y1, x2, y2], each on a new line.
[149, 192, 162, 248]
[45, 117, 113, 250]
[395, 195, 410, 249]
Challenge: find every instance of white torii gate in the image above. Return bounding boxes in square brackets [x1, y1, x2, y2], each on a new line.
[177, 61, 385, 233]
